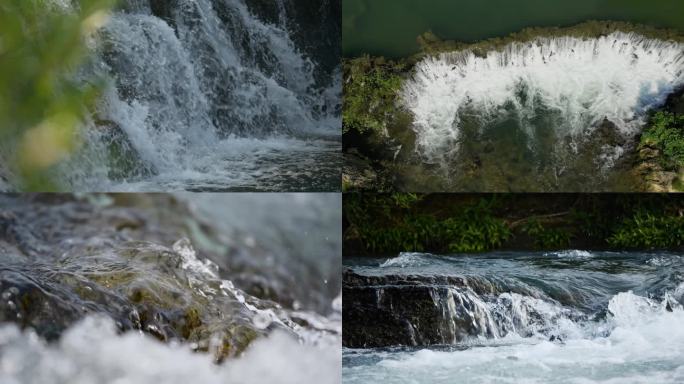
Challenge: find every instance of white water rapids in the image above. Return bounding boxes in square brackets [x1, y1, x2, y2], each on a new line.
[344, 251, 684, 383]
[344, 290, 684, 384]
[0, 316, 341, 384]
[402, 32, 684, 164]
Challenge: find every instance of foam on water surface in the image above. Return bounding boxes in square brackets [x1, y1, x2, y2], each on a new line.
[344, 291, 684, 384]
[0, 316, 341, 384]
[402, 32, 684, 165]
[344, 252, 684, 383]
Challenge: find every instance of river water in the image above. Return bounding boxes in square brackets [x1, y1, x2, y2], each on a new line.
[343, 0, 684, 57]
[343, 251, 684, 383]
[0, 194, 341, 383]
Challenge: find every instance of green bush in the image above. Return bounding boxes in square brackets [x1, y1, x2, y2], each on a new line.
[346, 194, 510, 254]
[342, 57, 403, 135]
[0, 0, 115, 190]
[640, 111, 684, 169]
[607, 210, 684, 249]
[522, 220, 572, 250]
[444, 203, 510, 253]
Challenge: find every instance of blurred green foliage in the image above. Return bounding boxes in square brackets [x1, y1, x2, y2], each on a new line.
[0, 0, 115, 190]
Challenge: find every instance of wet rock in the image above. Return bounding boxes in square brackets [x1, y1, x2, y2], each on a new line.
[594, 118, 627, 147]
[343, 271, 494, 348]
[664, 87, 684, 115]
[633, 144, 679, 192]
[148, 0, 178, 25]
[0, 196, 326, 361]
[343, 151, 392, 191]
[342, 269, 584, 348]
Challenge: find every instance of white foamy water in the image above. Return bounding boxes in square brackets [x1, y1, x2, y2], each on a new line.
[544, 249, 594, 258]
[380, 252, 429, 268]
[344, 291, 684, 384]
[402, 32, 684, 164]
[0, 316, 341, 384]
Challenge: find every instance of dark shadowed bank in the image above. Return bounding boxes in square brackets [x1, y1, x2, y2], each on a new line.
[343, 193, 684, 257]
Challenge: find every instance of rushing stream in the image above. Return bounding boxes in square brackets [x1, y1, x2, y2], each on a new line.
[0, 194, 341, 383]
[19, 0, 342, 192]
[343, 251, 684, 383]
[390, 31, 684, 191]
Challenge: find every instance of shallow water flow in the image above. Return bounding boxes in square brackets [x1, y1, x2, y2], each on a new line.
[0, 194, 341, 383]
[343, 251, 684, 383]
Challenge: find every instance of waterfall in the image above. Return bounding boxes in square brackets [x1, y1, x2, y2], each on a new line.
[49, 0, 340, 191]
[344, 251, 684, 349]
[402, 32, 684, 165]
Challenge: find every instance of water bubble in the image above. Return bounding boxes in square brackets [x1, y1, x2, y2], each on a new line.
[2, 287, 19, 300]
[252, 311, 273, 330]
[332, 294, 342, 312]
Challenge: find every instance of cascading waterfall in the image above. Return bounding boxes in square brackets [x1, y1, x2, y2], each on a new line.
[343, 251, 684, 383]
[50, 0, 340, 191]
[402, 32, 684, 166]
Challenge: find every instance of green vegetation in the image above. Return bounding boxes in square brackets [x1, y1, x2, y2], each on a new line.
[608, 210, 684, 249]
[0, 0, 115, 190]
[522, 219, 572, 250]
[342, 56, 405, 135]
[342, 22, 684, 192]
[344, 194, 510, 254]
[640, 112, 684, 170]
[344, 194, 684, 255]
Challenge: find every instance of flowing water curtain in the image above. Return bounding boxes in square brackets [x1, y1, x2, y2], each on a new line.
[0, 0, 115, 191]
[402, 32, 684, 166]
[343, 252, 684, 347]
[1, 0, 341, 191]
[62, 0, 341, 190]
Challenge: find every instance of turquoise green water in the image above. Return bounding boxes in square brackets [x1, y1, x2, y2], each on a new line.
[343, 0, 684, 57]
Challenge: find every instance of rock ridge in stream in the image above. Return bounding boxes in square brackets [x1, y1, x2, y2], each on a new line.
[0, 195, 340, 362]
[342, 251, 684, 349]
